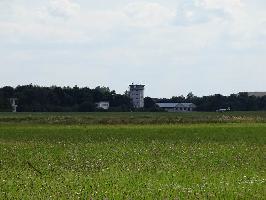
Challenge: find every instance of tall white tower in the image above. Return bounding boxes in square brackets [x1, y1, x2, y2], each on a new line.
[129, 84, 145, 108]
[9, 98, 18, 112]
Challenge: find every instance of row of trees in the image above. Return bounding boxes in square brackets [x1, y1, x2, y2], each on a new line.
[0, 85, 131, 112]
[0, 85, 266, 112]
[157, 92, 266, 111]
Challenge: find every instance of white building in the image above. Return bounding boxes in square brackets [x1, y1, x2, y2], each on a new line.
[129, 84, 145, 108]
[156, 103, 196, 112]
[9, 98, 18, 112]
[96, 101, 109, 110]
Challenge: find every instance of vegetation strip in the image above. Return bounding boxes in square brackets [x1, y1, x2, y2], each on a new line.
[0, 121, 265, 199]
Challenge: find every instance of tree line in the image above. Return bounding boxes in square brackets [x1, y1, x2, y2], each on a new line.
[0, 85, 131, 112]
[155, 92, 266, 111]
[0, 85, 266, 112]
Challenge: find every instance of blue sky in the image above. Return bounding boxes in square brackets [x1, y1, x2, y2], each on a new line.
[0, 0, 265, 97]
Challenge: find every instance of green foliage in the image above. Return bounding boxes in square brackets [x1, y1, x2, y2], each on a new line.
[0, 123, 265, 199]
[144, 97, 162, 112]
[159, 92, 266, 111]
[1, 112, 266, 125]
[0, 85, 266, 112]
[78, 101, 96, 112]
[0, 85, 131, 112]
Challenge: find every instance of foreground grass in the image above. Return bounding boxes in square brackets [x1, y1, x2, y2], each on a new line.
[0, 123, 265, 199]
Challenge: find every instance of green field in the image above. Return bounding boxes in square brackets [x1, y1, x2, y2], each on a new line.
[1, 111, 266, 124]
[0, 112, 265, 199]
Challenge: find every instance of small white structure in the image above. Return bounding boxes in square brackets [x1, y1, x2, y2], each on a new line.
[216, 107, 231, 112]
[129, 84, 145, 108]
[156, 103, 196, 112]
[9, 98, 18, 112]
[96, 101, 109, 110]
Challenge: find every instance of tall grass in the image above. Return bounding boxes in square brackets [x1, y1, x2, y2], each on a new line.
[1, 111, 266, 124]
[0, 124, 265, 199]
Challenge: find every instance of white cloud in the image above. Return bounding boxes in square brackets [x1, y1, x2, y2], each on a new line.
[124, 2, 176, 27]
[47, 0, 80, 18]
[0, 0, 266, 96]
[0, 0, 262, 50]
[174, 0, 241, 26]
[197, 0, 243, 13]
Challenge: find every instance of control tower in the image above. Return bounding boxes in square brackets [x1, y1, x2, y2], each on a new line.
[129, 84, 145, 108]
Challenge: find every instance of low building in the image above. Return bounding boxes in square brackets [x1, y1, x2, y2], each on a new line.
[247, 92, 266, 97]
[216, 107, 231, 112]
[156, 103, 196, 112]
[96, 101, 109, 110]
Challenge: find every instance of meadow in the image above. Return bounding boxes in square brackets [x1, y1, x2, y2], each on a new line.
[0, 112, 265, 199]
[1, 111, 266, 124]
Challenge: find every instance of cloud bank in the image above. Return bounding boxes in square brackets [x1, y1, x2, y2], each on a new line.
[0, 0, 265, 97]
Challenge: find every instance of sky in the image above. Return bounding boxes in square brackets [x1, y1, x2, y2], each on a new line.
[0, 0, 265, 98]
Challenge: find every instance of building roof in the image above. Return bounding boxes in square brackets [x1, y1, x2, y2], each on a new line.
[129, 84, 145, 89]
[156, 103, 196, 108]
[96, 101, 109, 104]
[247, 92, 266, 97]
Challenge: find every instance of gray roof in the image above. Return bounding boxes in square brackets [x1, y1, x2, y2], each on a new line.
[156, 103, 196, 108]
[247, 92, 266, 97]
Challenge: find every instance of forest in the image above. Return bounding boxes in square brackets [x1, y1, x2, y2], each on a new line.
[0, 85, 266, 112]
[0, 85, 131, 112]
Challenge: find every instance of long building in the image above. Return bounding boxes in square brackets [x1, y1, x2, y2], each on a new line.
[156, 103, 196, 112]
[247, 92, 266, 97]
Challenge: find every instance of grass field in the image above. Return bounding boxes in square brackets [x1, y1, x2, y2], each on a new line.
[1, 111, 266, 124]
[0, 112, 265, 199]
